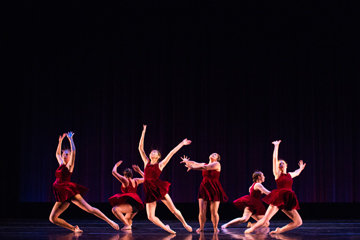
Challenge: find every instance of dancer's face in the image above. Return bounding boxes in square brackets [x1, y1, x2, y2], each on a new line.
[62, 150, 71, 163]
[209, 153, 219, 162]
[259, 173, 265, 183]
[279, 160, 287, 171]
[150, 150, 161, 162]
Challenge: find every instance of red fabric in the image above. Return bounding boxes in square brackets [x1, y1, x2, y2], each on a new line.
[198, 166, 228, 202]
[262, 173, 300, 210]
[108, 180, 144, 211]
[53, 164, 88, 202]
[143, 162, 170, 203]
[233, 183, 266, 215]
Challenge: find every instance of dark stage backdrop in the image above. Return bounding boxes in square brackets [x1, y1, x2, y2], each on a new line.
[3, 2, 359, 207]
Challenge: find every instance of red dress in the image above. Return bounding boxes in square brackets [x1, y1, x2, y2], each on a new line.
[233, 183, 266, 215]
[53, 164, 88, 202]
[108, 180, 145, 211]
[262, 173, 300, 210]
[198, 166, 228, 202]
[143, 162, 171, 203]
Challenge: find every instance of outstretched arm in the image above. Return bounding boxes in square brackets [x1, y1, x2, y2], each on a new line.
[272, 140, 281, 179]
[187, 162, 220, 172]
[180, 155, 205, 170]
[159, 138, 192, 171]
[289, 160, 306, 178]
[132, 165, 144, 184]
[138, 125, 149, 166]
[56, 133, 66, 165]
[112, 161, 129, 187]
[66, 132, 76, 172]
[254, 183, 271, 195]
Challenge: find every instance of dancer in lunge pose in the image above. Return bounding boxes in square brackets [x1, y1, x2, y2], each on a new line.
[221, 171, 270, 229]
[109, 161, 145, 230]
[181, 153, 228, 234]
[138, 125, 193, 234]
[245, 140, 306, 234]
[50, 132, 119, 232]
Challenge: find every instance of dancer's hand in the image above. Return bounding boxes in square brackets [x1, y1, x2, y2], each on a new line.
[182, 138, 192, 145]
[59, 133, 66, 142]
[180, 155, 191, 164]
[142, 125, 147, 131]
[115, 161, 123, 166]
[298, 160, 306, 170]
[67, 131, 75, 139]
[132, 165, 140, 172]
[272, 140, 281, 145]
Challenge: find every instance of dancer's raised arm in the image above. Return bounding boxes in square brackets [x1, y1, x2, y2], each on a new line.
[132, 165, 145, 184]
[138, 125, 149, 166]
[112, 161, 129, 187]
[289, 160, 306, 178]
[159, 138, 191, 171]
[56, 133, 66, 165]
[66, 132, 76, 172]
[272, 140, 281, 179]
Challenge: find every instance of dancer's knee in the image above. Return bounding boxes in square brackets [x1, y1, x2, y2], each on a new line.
[112, 207, 118, 214]
[49, 215, 57, 224]
[295, 218, 303, 227]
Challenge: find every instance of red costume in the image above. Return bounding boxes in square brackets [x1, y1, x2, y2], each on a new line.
[198, 165, 228, 202]
[108, 180, 144, 211]
[262, 173, 300, 210]
[143, 162, 171, 203]
[53, 164, 88, 202]
[233, 183, 266, 215]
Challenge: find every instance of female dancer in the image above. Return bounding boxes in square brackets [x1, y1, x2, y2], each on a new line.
[221, 171, 270, 229]
[181, 153, 228, 234]
[245, 140, 306, 234]
[138, 125, 193, 234]
[109, 161, 145, 230]
[50, 132, 119, 232]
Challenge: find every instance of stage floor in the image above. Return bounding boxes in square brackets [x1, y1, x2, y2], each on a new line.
[1, 219, 360, 240]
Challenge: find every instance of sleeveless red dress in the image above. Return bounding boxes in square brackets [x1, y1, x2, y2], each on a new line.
[198, 166, 228, 202]
[262, 173, 300, 210]
[108, 180, 144, 211]
[53, 164, 88, 202]
[143, 162, 171, 203]
[233, 183, 266, 215]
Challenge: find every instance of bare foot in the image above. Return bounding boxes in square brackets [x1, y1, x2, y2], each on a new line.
[165, 225, 176, 234]
[269, 227, 282, 234]
[109, 220, 120, 230]
[244, 228, 253, 234]
[196, 228, 203, 233]
[184, 224, 192, 232]
[74, 225, 83, 233]
[221, 223, 228, 229]
[121, 225, 132, 230]
[247, 222, 253, 228]
[263, 221, 270, 227]
[214, 228, 220, 234]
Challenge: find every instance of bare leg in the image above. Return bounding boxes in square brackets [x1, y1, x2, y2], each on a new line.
[221, 207, 252, 228]
[146, 201, 176, 234]
[269, 209, 302, 234]
[125, 212, 137, 227]
[49, 201, 82, 232]
[210, 201, 220, 234]
[71, 194, 119, 230]
[251, 214, 270, 227]
[162, 194, 192, 232]
[197, 198, 207, 233]
[245, 205, 279, 233]
[111, 204, 133, 230]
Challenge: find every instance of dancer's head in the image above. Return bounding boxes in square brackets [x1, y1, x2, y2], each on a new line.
[123, 168, 133, 178]
[252, 171, 265, 183]
[278, 159, 287, 172]
[150, 150, 161, 162]
[61, 149, 71, 163]
[209, 153, 221, 162]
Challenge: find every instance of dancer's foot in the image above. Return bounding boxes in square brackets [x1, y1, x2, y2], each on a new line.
[214, 228, 220, 234]
[247, 222, 253, 228]
[221, 223, 228, 229]
[263, 221, 270, 227]
[121, 225, 132, 230]
[269, 227, 281, 234]
[184, 224, 192, 232]
[74, 225, 83, 233]
[196, 228, 204, 233]
[244, 228, 253, 234]
[109, 220, 120, 230]
[165, 225, 176, 234]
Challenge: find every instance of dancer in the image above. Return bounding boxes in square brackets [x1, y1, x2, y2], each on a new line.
[181, 153, 228, 234]
[221, 171, 270, 229]
[109, 161, 145, 230]
[138, 125, 193, 234]
[50, 132, 119, 232]
[245, 140, 306, 234]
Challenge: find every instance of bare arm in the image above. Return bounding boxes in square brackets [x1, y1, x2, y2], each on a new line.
[188, 162, 220, 172]
[112, 161, 129, 187]
[289, 160, 306, 178]
[159, 138, 192, 171]
[138, 125, 149, 166]
[254, 183, 271, 195]
[66, 132, 76, 172]
[272, 140, 281, 179]
[55, 133, 66, 165]
[180, 155, 206, 168]
[132, 165, 144, 184]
